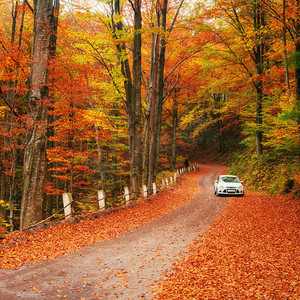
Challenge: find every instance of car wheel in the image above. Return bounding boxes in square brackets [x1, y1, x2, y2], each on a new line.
[215, 189, 219, 196]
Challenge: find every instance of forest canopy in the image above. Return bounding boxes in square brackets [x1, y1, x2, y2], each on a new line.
[0, 0, 299, 233]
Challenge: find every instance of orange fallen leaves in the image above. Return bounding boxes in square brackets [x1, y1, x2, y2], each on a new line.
[0, 169, 207, 270]
[153, 192, 300, 299]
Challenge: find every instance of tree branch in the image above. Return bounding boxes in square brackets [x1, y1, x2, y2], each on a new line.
[25, 0, 33, 13]
[168, 0, 185, 33]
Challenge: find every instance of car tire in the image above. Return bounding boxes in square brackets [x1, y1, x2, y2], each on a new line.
[215, 189, 219, 196]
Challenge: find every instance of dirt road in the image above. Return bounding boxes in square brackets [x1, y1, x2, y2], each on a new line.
[0, 165, 227, 299]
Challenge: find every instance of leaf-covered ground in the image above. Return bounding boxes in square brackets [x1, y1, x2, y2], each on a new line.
[0, 168, 209, 270]
[153, 192, 300, 299]
[1, 166, 299, 299]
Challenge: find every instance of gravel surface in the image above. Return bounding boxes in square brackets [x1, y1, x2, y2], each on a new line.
[0, 165, 227, 300]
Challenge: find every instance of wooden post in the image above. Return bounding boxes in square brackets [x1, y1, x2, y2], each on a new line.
[124, 186, 130, 205]
[170, 176, 173, 185]
[174, 174, 177, 183]
[165, 178, 169, 187]
[98, 190, 105, 211]
[153, 182, 157, 195]
[63, 193, 73, 219]
[142, 184, 147, 198]
[162, 180, 165, 189]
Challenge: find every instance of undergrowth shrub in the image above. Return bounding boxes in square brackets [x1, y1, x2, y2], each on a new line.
[228, 150, 300, 198]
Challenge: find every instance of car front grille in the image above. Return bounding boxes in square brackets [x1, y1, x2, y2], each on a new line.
[226, 188, 238, 194]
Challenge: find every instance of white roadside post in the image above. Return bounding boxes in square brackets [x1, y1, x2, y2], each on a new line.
[142, 184, 147, 198]
[153, 182, 157, 195]
[165, 178, 169, 187]
[63, 193, 73, 220]
[124, 186, 130, 205]
[98, 190, 105, 211]
[170, 176, 173, 185]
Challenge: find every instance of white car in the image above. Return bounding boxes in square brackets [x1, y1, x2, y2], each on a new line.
[214, 175, 244, 196]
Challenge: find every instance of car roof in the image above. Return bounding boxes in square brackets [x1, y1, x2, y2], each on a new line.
[220, 175, 237, 177]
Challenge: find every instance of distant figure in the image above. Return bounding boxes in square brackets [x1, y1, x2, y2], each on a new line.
[184, 158, 189, 168]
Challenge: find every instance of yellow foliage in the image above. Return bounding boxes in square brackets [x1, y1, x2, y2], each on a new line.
[0, 106, 8, 118]
[83, 109, 112, 130]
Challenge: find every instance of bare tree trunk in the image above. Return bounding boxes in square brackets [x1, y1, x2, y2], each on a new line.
[20, 0, 59, 230]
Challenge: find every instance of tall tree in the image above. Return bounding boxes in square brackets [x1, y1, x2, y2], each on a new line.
[147, 0, 168, 189]
[206, 0, 267, 157]
[20, 0, 60, 230]
[112, 0, 142, 199]
[260, 0, 300, 143]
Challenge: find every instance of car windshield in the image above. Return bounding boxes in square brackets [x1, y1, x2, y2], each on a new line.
[220, 176, 240, 183]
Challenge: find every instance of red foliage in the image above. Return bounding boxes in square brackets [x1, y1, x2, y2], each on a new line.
[154, 193, 300, 299]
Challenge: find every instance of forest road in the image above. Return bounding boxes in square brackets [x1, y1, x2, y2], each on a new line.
[0, 164, 227, 300]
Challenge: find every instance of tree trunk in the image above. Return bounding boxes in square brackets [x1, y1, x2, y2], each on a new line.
[112, 0, 142, 200]
[130, 0, 142, 199]
[2, 0, 27, 231]
[282, 0, 291, 97]
[148, 0, 168, 189]
[255, 82, 263, 157]
[142, 101, 150, 185]
[142, 12, 159, 185]
[295, 1, 300, 143]
[170, 88, 179, 171]
[253, 0, 265, 157]
[171, 108, 178, 171]
[295, 37, 300, 143]
[20, 0, 59, 230]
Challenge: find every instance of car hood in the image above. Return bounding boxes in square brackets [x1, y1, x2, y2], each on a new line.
[220, 182, 242, 187]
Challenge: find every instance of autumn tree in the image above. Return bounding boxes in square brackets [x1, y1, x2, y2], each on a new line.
[20, 0, 60, 230]
[0, 0, 33, 231]
[260, 0, 300, 142]
[107, 0, 143, 200]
